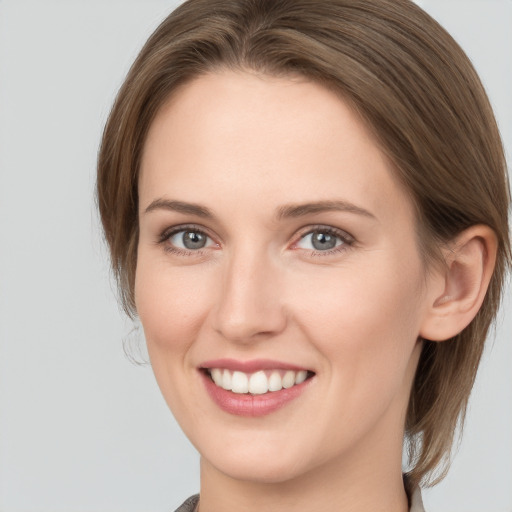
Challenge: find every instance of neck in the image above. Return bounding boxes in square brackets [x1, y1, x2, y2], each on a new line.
[198, 433, 409, 512]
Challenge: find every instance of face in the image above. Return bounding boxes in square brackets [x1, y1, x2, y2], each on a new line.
[136, 71, 432, 485]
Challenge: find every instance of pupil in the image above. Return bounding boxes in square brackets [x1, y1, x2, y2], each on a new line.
[312, 232, 336, 250]
[183, 231, 206, 249]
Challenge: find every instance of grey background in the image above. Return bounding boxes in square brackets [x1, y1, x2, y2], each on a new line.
[0, 1, 510, 511]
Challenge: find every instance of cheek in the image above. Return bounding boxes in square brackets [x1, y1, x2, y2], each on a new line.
[134, 256, 215, 355]
[288, 252, 425, 381]
[134, 255, 217, 421]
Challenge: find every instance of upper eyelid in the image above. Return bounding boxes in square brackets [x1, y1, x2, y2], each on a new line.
[293, 224, 355, 242]
[160, 224, 215, 241]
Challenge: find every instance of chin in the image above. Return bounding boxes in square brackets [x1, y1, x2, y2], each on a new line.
[205, 454, 310, 484]
[197, 430, 327, 486]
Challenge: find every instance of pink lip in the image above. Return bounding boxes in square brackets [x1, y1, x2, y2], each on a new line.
[199, 358, 309, 373]
[199, 361, 314, 417]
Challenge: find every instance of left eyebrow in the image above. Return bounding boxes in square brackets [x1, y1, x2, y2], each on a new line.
[143, 198, 213, 218]
[275, 200, 376, 220]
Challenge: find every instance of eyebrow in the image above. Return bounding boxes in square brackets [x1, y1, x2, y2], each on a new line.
[276, 200, 376, 220]
[144, 199, 213, 217]
[143, 198, 376, 221]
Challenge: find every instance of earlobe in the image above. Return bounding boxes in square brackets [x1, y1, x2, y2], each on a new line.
[420, 225, 497, 342]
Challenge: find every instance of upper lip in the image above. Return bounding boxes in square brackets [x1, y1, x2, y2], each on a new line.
[199, 358, 312, 373]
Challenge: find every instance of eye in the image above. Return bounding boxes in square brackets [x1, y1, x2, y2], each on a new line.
[170, 230, 210, 250]
[160, 226, 217, 254]
[294, 227, 353, 253]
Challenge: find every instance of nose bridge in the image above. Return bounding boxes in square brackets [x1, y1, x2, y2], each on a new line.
[213, 244, 286, 342]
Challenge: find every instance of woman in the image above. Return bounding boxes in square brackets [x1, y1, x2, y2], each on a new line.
[97, 0, 511, 510]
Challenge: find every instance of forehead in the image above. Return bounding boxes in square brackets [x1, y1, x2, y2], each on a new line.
[139, 70, 414, 225]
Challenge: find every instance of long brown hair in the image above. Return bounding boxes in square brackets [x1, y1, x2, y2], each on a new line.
[97, 0, 511, 487]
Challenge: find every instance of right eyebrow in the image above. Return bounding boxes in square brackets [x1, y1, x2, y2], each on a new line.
[275, 199, 376, 220]
[143, 198, 213, 218]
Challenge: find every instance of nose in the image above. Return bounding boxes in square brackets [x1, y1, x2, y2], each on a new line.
[212, 250, 287, 343]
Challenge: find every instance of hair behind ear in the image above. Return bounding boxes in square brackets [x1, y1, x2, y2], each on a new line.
[406, 224, 502, 486]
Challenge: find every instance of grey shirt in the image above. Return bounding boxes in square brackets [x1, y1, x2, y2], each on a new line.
[174, 487, 426, 512]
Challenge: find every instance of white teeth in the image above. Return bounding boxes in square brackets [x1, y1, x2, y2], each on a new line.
[208, 368, 310, 395]
[231, 371, 249, 394]
[268, 371, 283, 392]
[211, 368, 223, 386]
[248, 371, 269, 395]
[222, 369, 232, 390]
[282, 370, 295, 389]
[295, 370, 308, 384]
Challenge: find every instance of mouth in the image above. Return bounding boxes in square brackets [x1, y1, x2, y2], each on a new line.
[198, 359, 315, 416]
[198, 359, 316, 417]
[202, 367, 315, 395]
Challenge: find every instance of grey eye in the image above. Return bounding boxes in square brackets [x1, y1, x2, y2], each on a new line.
[297, 230, 343, 251]
[312, 232, 338, 250]
[170, 230, 211, 250]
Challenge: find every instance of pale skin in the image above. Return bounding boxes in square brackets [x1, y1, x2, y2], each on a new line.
[135, 70, 497, 512]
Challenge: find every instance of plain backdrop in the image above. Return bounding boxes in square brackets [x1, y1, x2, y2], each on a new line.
[0, 1, 510, 511]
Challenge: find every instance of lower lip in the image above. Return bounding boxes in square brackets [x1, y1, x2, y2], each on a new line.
[200, 371, 312, 417]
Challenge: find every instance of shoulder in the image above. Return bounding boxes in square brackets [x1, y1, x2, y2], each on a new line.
[404, 474, 426, 512]
[409, 485, 426, 512]
[174, 494, 199, 512]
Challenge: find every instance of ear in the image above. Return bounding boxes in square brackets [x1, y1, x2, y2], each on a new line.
[419, 225, 498, 342]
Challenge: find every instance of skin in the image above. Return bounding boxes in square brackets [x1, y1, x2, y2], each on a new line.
[135, 70, 451, 512]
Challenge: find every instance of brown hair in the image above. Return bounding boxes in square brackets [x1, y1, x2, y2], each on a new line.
[97, 0, 511, 487]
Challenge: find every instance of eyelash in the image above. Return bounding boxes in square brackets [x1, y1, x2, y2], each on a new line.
[157, 224, 355, 257]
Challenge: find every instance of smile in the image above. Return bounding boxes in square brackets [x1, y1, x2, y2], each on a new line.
[207, 368, 310, 395]
[199, 360, 315, 416]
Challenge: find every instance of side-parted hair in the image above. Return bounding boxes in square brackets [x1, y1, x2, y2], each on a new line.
[97, 0, 511, 487]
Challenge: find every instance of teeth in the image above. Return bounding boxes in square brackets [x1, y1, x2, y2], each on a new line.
[268, 371, 283, 392]
[282, 370, 295, 389]
[211, 368, 223, 386]
[231, 371, 249, 394]
[208, 368, 310, 395]
[295, 370, 308, 384]
[222, 369, 232, 390]
[249, 371, 269, 394]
